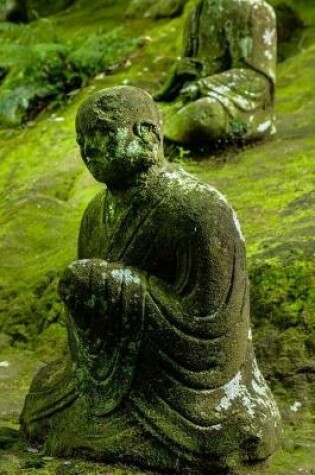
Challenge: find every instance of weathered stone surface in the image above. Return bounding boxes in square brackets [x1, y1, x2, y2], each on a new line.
[156, 0, 277, 145]
[20, 86, 281, 472]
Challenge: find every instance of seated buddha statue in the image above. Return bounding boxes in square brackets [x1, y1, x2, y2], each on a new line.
[20, 86, 281, 473]
[156, 0, 277, 145]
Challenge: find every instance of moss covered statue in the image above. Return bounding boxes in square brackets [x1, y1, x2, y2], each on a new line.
[156, 0, 277, 144]
[20, 86, 281, 473]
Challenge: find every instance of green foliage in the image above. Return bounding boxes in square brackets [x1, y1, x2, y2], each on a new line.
[0, 270, 64, 345]
[250, 254, 314, 330]
[0, 26, 139, 126]
[68, 28, 139, 80]
[228, 118, 248, 139]
[0, 42, 76, 126]
[249, 254, 315, 398]
[0, 427, 19, 450]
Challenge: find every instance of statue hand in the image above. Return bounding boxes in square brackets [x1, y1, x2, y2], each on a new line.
[154, 57, 202, 102]
[179, 82, 200, 103]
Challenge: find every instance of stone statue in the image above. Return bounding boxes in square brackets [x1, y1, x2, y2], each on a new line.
[126, 0, 187, 19]
[20, 86, 281, 473]
[156, 0, 277, 145]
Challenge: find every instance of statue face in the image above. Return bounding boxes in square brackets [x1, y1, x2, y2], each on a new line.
[78, 127, 118, 184]
[77, 121, 160, 190]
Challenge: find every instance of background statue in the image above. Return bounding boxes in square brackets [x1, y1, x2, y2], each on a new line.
[20, 86, 281, 473]
[156, 0, 277, 145]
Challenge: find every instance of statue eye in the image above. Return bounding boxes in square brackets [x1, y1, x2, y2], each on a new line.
[134, 122, 155, 137]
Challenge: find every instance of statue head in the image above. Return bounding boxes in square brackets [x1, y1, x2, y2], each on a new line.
[75, 86, 164, 190]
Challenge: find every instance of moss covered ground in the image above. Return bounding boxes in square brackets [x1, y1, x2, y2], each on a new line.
[0, 0, 314, 473]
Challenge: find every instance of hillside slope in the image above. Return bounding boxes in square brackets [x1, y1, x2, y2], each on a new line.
[0, 0, 314, 473]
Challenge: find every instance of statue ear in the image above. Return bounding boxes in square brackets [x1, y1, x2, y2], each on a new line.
[133, 122, 160, 144]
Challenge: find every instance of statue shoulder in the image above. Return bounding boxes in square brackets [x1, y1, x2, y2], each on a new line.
[160, 166, 244, 243]
[160, 166, 232, 220]
[80, 190, 106, 228]
[161, 166, 230, 208]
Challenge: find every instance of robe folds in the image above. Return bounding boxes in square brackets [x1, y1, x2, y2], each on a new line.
[21, 165, 281, 464]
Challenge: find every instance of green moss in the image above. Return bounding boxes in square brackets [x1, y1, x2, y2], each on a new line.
[0, 270, 65, 345]
[250, 255, 314, 330]
[228, 119, 249, 139]
[0, 1, 141, 126]
[249, 254, 315, 399]
[0, 1, 315, 473]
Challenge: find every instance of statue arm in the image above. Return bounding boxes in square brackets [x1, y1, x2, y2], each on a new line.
[148, 191, 245, 319]
[143, 192, 248, 384]
[154, 57, 202, 102]
[77, 191, 105, 259]
[241, 0, 277, 87]
[76, 187, 244, 323]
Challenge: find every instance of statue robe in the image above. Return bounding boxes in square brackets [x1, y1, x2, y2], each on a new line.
[21, 165, 281, 465]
